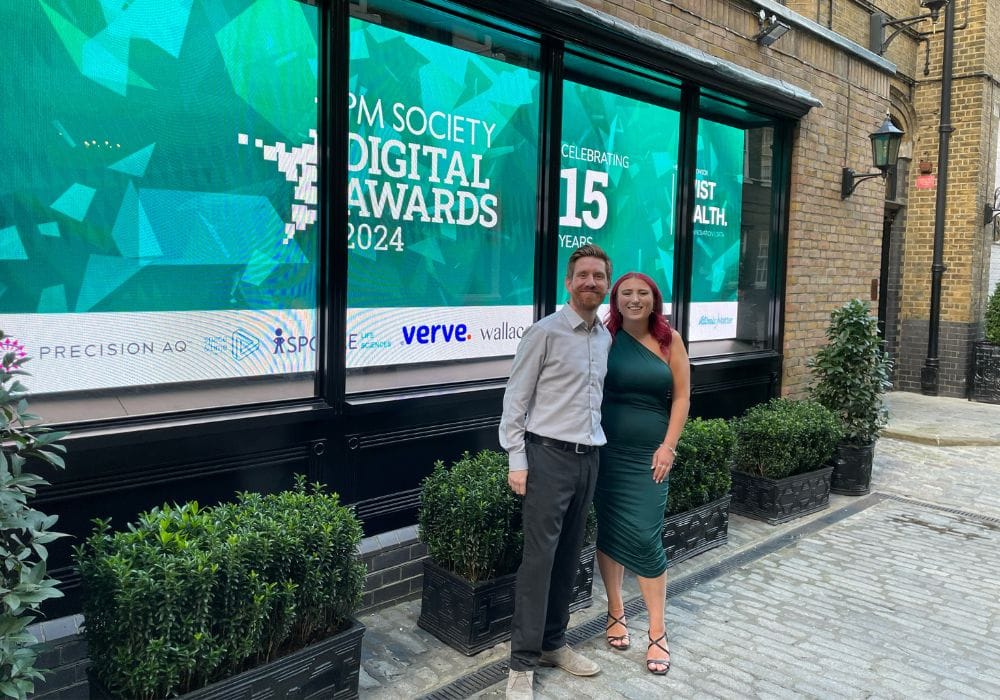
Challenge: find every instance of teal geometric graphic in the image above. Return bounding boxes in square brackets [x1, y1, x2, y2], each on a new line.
[347, 19, 540, 308]
[109, 144, 156, 177]
[558, 80, 681, 299]
[409, 237, 445, 265]
[243, 249, 278, 286]
[51, 184, 97, 221]
[692, 119, 745, 303]
[98, 0, 193, 59]
[82, 29, 134, 96]
[2, 0, 319, 315]
[38, 0, 154, 96]
[52, 120, 76, 148]
[38, 222, 61, 238]
[217, 0, 317, 139]
[38, 285, 68, 313]
[112, 182, 162, 258]
[0, 226, 29, 260]
[75, 255, 150, 312]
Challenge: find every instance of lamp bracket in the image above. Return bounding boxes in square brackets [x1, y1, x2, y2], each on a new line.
[841, 167, 885, 199]
[870, 11, 938, 54]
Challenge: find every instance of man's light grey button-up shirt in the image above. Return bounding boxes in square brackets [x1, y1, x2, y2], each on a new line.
[499, 304, 612, 472]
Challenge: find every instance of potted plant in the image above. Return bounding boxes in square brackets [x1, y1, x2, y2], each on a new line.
[730, 398, 843, 524]
[1, 330, 69, 700]
[662, 418, 734, 566]
[809, 299, 893, 494]
[76, 476, 366, 700]
[971, 280, 1000, 404]
[416, 450, 596, 656]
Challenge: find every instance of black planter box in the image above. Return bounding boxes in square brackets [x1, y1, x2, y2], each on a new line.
[971, 340, 1000, 404]
[418, 543, 596, 655]
[662, 495, 732, 567]
[829, 441, 875, 495]
[90, 618, 365, 700]
[729, 466, 833, 525]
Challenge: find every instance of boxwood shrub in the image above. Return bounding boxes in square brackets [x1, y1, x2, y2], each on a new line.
[986, 280, 1000, 345]
[666, 418, 734, 517]
[733, 398, 843, 479]
[75, 476, 364, 700]
[419, 450, 522, 582]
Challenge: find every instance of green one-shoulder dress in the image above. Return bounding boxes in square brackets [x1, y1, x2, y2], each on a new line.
[595, 330, 672, 578]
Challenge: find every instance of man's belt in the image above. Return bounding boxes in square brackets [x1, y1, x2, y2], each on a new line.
[525, 432, 597, 454]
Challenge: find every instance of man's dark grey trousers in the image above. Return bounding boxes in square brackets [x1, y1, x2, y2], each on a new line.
[509, 442, 599, 671]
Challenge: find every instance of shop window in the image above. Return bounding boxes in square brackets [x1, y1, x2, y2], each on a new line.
[688, 107, 778, 356]
[346, 1, 540, 393]
[556, 53, 682, 320]
[0, 0, 320, 422]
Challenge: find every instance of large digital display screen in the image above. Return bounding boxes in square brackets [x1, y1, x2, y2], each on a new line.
[555, 87, 745, 340]
[0, 0, 320, 394]
[345, 19, 540, 369]
[690, 119, 745, 341]
[557, 81, 680, 310]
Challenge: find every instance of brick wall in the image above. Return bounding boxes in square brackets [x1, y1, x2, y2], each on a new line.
[781, 0, 1000, 396]
[26, 616, 88, 700]
[580, 0, 894, 397]
[893, 0, 997, 394]
[894, 319, 979, 396]
[357, 524, 428, 612]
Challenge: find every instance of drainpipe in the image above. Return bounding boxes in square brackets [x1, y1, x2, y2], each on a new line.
[920, 0, 955, 395]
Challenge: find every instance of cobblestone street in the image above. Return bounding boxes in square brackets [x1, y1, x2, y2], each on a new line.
[359, 394, 1000, 699]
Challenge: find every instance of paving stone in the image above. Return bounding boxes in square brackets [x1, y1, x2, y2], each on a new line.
[358, 394, 1000, 699]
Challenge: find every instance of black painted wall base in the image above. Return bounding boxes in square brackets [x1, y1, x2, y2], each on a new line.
[895, 320, 978, 398]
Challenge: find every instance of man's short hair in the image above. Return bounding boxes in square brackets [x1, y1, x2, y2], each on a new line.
[566, 244, 612, 280]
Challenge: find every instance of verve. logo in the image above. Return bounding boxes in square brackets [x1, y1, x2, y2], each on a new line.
[401, 323, 471, 345]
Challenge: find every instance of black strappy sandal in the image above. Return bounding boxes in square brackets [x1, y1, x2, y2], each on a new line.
[646, 632, 671, 675]
[605, 611, 630, 650]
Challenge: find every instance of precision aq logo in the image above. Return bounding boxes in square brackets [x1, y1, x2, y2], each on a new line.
[0, 336, 27, 370]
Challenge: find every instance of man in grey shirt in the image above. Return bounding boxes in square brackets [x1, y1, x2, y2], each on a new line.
[499, 244, 612, 699]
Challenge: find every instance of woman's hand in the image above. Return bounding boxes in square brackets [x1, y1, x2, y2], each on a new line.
[651, 444, 675, 484]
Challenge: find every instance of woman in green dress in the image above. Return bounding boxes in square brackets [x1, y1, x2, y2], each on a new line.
[594, 272, 690, 675]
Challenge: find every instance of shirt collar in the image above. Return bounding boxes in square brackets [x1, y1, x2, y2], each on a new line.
[560, 304, 604, 332]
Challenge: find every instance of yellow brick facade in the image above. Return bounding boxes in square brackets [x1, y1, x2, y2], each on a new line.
[583, 0, 999, 397]
[579, 0, 894, 396]
[815, 0, 1000, 394]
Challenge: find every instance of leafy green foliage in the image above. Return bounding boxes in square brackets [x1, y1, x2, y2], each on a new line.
[0, 330, 68, 700]
[667, 418, 734, 517]
[809, 299, 892, 445]
[75, 476, 364, 700]
[418, 450, 522, 582]
[733, 398, 843, 479]
[986, 281, 1000, 345]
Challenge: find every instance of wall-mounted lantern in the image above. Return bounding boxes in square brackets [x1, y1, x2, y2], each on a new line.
[841, 114, 904, 199]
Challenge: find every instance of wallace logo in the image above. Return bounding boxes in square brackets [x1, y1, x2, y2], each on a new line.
[479, 322, 526, 341]
[0, 336, 27, 370]
[401, 323, 470, 345]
